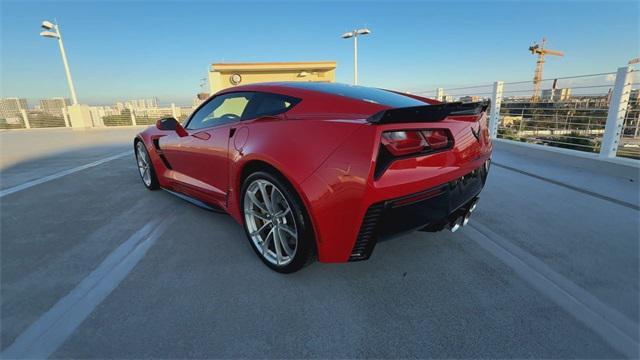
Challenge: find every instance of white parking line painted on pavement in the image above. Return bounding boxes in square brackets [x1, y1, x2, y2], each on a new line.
[0, 151, 130, 198]
[1, 219, 169, 359]
[465, 221, 639, 358]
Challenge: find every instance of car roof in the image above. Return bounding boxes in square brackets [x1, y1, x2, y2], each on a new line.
[224, 82, 427, 108]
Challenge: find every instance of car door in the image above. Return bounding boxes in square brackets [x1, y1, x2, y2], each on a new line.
[160, 92, 254, 206]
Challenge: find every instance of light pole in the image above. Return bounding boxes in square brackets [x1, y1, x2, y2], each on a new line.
[40, 20, 78, 105]
[341, 28, 371, 85]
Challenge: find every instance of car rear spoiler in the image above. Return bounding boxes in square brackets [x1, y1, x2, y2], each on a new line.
[367, 100, 490, 124]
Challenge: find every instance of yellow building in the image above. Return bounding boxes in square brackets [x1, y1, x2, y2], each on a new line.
[208, 61, 336, 94]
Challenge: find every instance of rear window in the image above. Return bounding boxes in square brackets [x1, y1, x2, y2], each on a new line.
[242, 92, 300, 120]
[282, 82, 426, 108]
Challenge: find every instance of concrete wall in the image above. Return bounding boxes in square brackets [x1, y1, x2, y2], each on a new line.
[208, 61, 336, 94]
[494, 139, 640, 181]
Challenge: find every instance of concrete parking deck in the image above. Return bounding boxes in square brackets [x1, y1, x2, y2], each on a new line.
[1, 128, 638, 358]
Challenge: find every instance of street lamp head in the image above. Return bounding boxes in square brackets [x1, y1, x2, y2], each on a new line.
[342, 27, 371, 85]
[40, 30, 60, 39]
[41, 20, 55, 30]
[38, 19, 79, 105]
[341, 31, 354, 39]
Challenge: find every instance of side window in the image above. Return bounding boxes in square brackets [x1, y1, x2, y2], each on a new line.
[186, 92, 253, 130]
[242, 93, 300, 120]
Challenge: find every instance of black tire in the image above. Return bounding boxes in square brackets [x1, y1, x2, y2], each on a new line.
[134, 140, 160, 190]
[241, 170, 315, 273]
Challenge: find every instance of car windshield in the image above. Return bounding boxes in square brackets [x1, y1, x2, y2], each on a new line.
[280, 82, 427, 108]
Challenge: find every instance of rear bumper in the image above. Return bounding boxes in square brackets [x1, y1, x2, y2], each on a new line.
[349, 161, 489, 261]
[298, 122, 492, 263]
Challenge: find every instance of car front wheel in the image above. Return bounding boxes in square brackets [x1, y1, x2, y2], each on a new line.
[241, 171, 314, 273]
[135, 140, 159, 190]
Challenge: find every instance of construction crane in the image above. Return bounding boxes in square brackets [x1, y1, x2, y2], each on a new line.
[529, 37, 564, 102]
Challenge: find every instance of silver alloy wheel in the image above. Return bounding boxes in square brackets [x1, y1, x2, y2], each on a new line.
[243, 179, 298, 266]
[136, 142, 152, 187]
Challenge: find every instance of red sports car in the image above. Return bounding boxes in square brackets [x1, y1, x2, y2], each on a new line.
[134, 82, 491, 273]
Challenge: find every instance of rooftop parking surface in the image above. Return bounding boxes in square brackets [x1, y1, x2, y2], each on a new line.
[1, 127, 638, 358]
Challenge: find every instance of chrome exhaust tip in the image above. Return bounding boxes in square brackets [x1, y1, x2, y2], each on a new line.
[462, 211, 471, 226]
[468, 198, 479, 213]
[449, 217, 463, 232]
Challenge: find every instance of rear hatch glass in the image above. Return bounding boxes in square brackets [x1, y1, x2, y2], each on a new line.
[281, 82, 426, 108]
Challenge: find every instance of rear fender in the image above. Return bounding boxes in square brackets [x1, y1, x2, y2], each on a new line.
[227, 118, 364, 224]
[299, 125, 380, 262]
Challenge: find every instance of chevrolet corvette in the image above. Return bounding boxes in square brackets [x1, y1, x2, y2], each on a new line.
[134, 82, 492, 273]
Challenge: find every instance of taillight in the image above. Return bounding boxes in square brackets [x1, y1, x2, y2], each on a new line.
[381, 131, 427, 156]
[381, 130, 451, 156]
[422, 130, 450, 150]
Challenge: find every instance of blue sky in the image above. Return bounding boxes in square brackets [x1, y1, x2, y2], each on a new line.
[1, 0, 638, 105]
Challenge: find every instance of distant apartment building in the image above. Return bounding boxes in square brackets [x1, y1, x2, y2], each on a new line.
[40, 98, 71, 116]
[459, 95, 480, 103]
[117, 98, 160, 111]
[542, 88, 572, 102]
[145, 97, 159, 108]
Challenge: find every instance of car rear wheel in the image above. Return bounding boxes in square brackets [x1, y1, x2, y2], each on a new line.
[135, 141, 159, 190]
[241, 171, 314, 273]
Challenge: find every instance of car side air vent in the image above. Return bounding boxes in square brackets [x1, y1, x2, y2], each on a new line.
[349, 202, 385, 261]
[152, 138, 172, 170]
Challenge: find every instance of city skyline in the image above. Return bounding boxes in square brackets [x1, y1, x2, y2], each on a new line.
[1, 1, 638, 105]
[1, 96, 164, 110]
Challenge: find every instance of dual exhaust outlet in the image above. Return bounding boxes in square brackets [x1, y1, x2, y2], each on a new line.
[448, 198, 478, 233]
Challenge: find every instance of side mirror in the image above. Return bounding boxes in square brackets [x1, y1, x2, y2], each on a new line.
[156, 117, 187, 137]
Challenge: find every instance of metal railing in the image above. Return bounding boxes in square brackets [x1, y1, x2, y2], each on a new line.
[619, 92, 640, 158]
[0, 104, 195, 130]
[2, 66, 638, 161]
[91, 105, 194, 127]
[415, 66, 638, 160]
[0, 109, 69, 129]
[498, 77, 613, 155]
